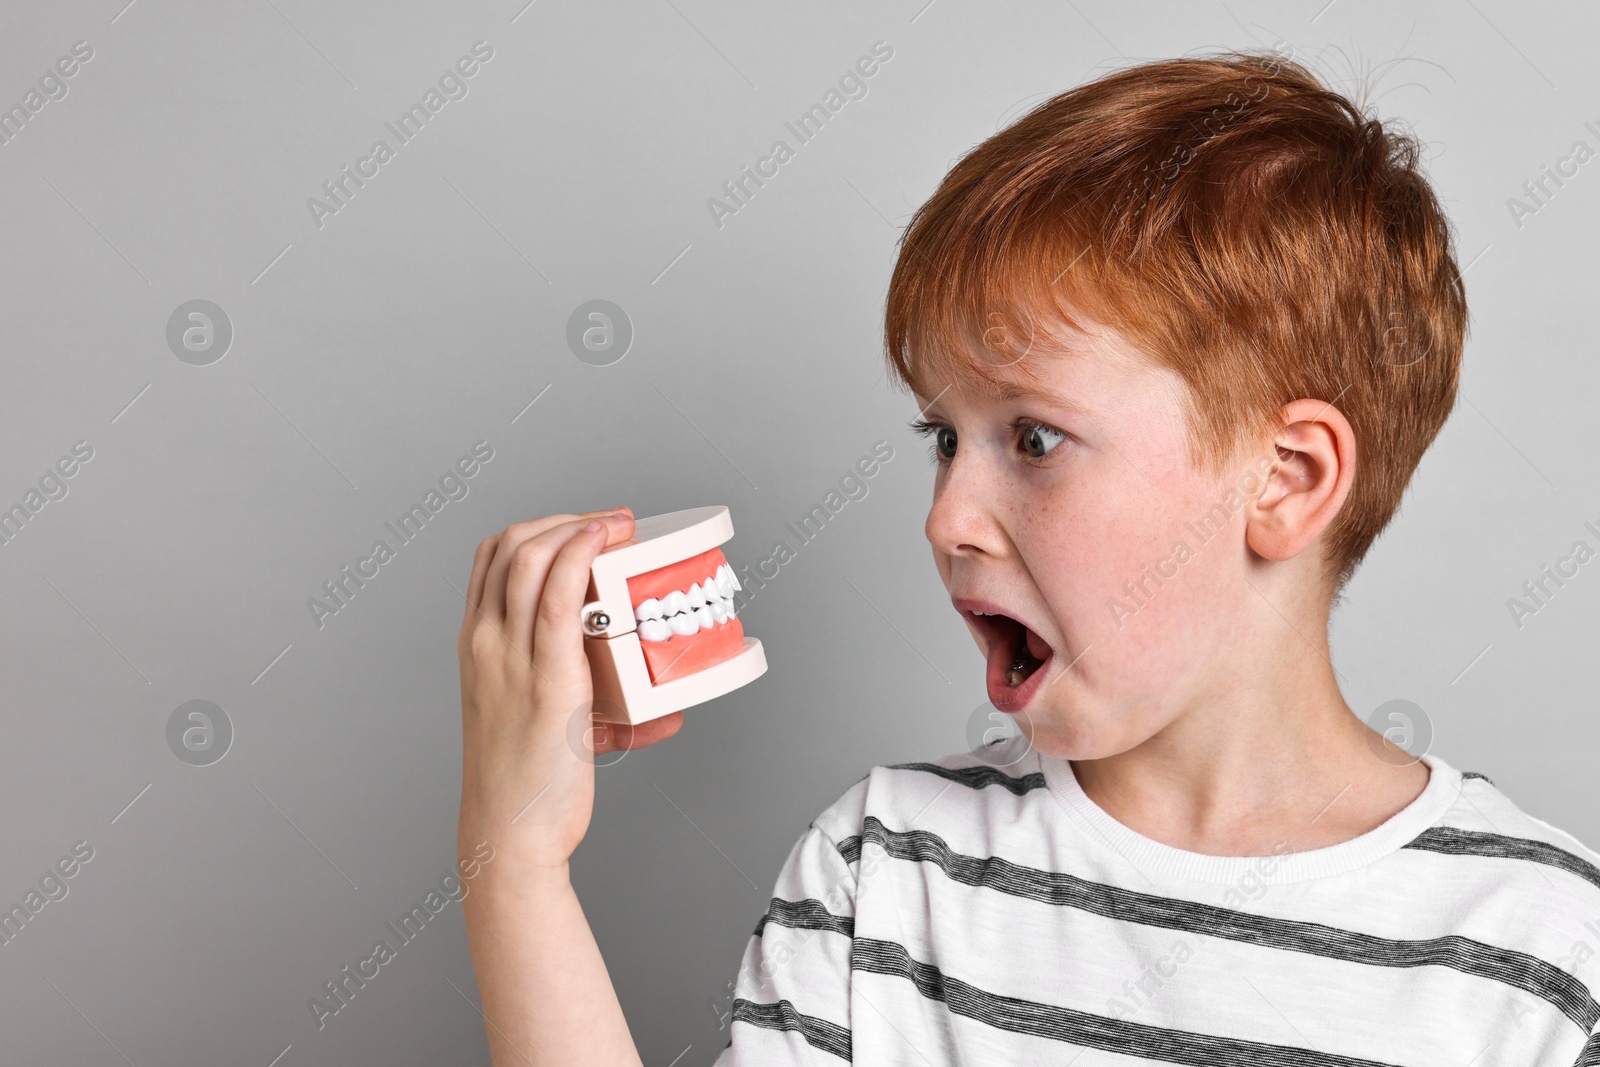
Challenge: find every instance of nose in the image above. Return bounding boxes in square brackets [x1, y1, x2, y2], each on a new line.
[924, 443, 1006, 560]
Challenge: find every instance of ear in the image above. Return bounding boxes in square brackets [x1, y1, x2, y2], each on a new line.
[1244, 398, 1356, 564]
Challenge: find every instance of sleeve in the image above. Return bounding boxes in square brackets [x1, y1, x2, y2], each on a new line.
[710, 817, 862, 1065]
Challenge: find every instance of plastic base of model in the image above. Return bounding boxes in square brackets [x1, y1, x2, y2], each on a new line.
[586, 633, 766, 725]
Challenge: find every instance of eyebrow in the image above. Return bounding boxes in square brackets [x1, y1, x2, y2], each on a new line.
[913, 379, 1095, 422]
[909, 355, 1098, 415]
[966, 374, 1094, 414]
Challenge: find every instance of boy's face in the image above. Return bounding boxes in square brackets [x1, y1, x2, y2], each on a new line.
[913, 320, 1273, 760]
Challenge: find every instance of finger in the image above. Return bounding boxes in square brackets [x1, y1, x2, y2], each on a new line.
[585, 711, 680, 755]
[458, 537, 500, 661]
[502, 517, 596, 652]
[484, 508, 632, 614]
[464, 536, 498, 617]
[603, 712, 683, 753]
[501, 513, 634, 652]
[477, 514, 576, 624]
[480, 509, 631, 624]
[528, 518, 619, 688]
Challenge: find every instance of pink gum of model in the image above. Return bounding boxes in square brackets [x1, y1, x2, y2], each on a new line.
[581, 505, 768, 725]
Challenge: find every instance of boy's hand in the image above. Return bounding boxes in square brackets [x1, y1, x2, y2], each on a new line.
[457, 506, 684, 874]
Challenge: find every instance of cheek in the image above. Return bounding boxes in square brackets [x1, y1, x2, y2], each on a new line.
[1032, 473, 1234, 653]
[1089, 497, 1247, 694]
[1023, 480, 1165, 611]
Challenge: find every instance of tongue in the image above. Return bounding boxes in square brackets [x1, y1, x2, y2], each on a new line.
[1024, 625, 1051, 662]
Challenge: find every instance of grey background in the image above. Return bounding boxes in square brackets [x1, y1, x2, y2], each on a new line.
[1, 0, 1596, 1063]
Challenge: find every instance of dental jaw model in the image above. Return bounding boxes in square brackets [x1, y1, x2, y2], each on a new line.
[581, 506, 767, 725]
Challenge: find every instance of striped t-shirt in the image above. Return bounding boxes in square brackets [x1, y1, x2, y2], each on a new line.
[712, 739, 1600, 1065]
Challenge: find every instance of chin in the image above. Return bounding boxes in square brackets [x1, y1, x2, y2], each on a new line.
[1020, 695, 1165, 762]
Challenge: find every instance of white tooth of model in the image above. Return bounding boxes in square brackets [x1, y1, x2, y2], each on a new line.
[668, 611, 699, 637]
[693, 605, 715, 630]
[709, 599, 730, 622]
[639, 618, 671, 642]
[729, 568, 742, 592]
[664, 590, 689, 616]
[704, 574, 723, 601]
[688, 582, 706, 608]
[635, 597, 663, 622]
[716, 566, 735, 598]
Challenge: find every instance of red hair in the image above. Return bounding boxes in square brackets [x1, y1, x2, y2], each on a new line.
[883, 50, 1467, 593]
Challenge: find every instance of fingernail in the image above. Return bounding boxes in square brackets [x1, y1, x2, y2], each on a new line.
[609, 510, 631, 519]
[584, 519, 603, 532]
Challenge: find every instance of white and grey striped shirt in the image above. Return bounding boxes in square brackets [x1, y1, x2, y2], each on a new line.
[713, 740, 1600, 1065]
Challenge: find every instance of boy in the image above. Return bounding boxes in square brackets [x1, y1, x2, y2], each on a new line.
[455, 51, 1600, 1064]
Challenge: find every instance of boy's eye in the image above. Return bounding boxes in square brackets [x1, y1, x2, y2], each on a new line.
[935, 425, 957, 460]
[1021, 423, 1067, 459]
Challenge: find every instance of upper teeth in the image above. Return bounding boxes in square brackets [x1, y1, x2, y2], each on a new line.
[635, 565, 741, 642]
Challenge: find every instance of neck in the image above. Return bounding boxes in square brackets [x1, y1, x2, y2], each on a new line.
[1069, 588, 1429, 858]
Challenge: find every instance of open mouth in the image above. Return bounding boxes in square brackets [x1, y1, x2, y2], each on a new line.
[626, 546, 744, 684]
[964, 607, 1054, 711]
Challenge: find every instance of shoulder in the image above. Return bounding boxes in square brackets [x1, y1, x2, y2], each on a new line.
[807, 735, 1049, 856]
[1410, 759, 1600, 932]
